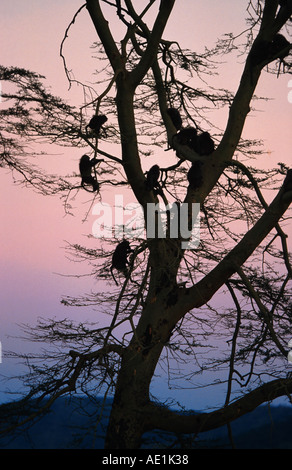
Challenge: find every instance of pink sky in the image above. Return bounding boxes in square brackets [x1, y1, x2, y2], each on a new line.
[0, 0, 291, 408]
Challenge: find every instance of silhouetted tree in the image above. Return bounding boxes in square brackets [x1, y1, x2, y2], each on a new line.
[1, 0, 292, 449]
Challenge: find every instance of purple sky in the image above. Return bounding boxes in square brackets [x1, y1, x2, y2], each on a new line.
[0, 0, 291, 409]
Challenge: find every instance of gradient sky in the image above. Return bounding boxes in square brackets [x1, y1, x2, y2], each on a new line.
[0, 0, 291, 410]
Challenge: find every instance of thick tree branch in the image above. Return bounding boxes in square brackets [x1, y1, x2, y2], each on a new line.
[199, 1, 292, 188]
[128, 0, 176, 88]
[146, 376, 292, 434]
[86, 0, 123, 72]
[226, 160, 292, 277]
[236, 266, 288, 357]
[177, 182, 292, 320]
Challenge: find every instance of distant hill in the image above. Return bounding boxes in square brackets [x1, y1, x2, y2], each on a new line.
[0, 397, 291, 449]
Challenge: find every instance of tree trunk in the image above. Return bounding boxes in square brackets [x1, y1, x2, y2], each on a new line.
[105, 239, 183, 448]
[104, 342, 163, 448]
